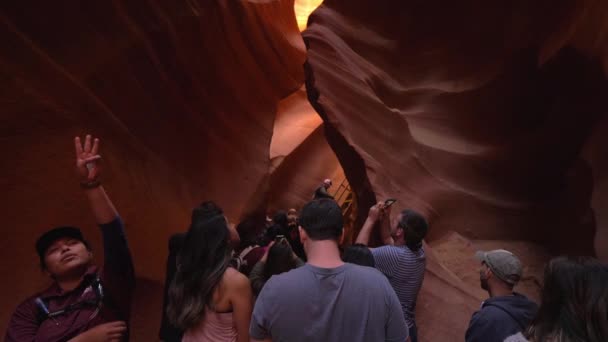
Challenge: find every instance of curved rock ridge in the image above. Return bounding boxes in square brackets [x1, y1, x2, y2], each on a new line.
[304, 0, 608, 250]
[0, 0, 309, 339]
[303, 1, 608, 340]
[1, 0, 607, 340]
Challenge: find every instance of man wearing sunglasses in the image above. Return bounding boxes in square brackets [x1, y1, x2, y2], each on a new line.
[5, 135, 135, 342]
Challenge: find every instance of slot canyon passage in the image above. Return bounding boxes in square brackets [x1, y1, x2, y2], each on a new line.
[1, 0, 607, 341]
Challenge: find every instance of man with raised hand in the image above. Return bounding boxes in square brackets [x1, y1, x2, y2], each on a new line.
[5, 135, 135, 342]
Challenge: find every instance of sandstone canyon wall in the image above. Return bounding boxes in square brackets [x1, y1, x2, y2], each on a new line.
[304, 0, 608, 255]
[0, 1, 317, 339]
[1, 0, 607, 341]
[303, 0, 608, 340]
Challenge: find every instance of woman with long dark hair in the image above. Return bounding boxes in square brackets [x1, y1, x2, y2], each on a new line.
[249, 238, 304, 297]
[506, 256, 608, 342]
[167, 214, 252, 342]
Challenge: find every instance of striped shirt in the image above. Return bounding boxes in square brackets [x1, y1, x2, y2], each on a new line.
[372, 245, 426, 328]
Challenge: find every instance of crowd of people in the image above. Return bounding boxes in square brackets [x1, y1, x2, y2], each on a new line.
[4, 135, 608, 342]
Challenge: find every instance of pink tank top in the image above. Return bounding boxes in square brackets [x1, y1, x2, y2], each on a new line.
[182, 309, 237, 342]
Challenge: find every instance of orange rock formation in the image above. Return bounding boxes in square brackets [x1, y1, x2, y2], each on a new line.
[1, 1, 606, 340]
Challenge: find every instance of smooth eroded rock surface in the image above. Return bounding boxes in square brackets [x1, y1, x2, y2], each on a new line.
[1, 0, 607, 341]
[303, 1, 608, 339]
[0, 1, 309, 339]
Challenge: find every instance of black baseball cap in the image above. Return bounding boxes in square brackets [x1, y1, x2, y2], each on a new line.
[35, 226, 89, 267]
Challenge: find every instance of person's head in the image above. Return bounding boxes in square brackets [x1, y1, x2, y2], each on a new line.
[342, 243, 375, 267]
[235, 215, 263, 250]
[259, 218, 285, 247]
[191, 201, 223, 223]
[298, 199, 343, 249]
[273, 210, 288, 230]
[323, 178, 332, 189]
[36, 226, 93, 280]
[527, 256, 608, 342]
[192, 200, 239, 248]
[287, 208, 298, 227]
[475, 249, 522, 295]
[168, 212, 232, 330]
[263, 238, 298, 280]
[391, 209, 428, 249]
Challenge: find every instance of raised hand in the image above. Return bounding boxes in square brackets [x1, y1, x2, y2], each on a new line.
[74, 135, 102, 183]
[367, 202, 385, 222]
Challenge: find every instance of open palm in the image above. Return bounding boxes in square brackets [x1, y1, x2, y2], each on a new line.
[74, 135, 102, 182]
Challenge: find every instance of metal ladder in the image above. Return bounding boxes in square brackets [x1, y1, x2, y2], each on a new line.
[332, 178, 354, 215]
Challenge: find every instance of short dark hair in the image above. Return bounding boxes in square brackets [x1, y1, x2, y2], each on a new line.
[299, 199, 343, 241]
[343, 243, 375, 267]
[191, 201, 223, 224]
[399, 209, 428, 251]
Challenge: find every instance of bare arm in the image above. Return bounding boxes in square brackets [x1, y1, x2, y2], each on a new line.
[249, 261, 266, 297]
[249, 242, 275, 296]
[355, 217, 376, 246]
[379, 206, 395, 246]
[231, 272, 253, 342]
[355, 202, 384, 245]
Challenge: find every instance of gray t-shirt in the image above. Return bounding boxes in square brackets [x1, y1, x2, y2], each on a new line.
[250, 263, 408, 342]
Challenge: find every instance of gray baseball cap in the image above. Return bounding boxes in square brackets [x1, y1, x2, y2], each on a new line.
[475, 249, 523, 286]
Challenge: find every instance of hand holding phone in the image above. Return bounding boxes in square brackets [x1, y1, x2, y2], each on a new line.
[384, 198, 397, 208]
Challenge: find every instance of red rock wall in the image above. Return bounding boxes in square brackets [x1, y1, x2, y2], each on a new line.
[304, 0, 608, 252]
[267, 87, 345, 212]
[2, 0, 607, 341]
[268, 124, 344, 211]
[0, 0, 309, 339]
[303, 1, 608, 340]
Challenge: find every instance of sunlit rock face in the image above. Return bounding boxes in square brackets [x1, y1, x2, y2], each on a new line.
[294, 0, 323, 31]
[303, 0, 608, 339]
[268, 87, 345, 211]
